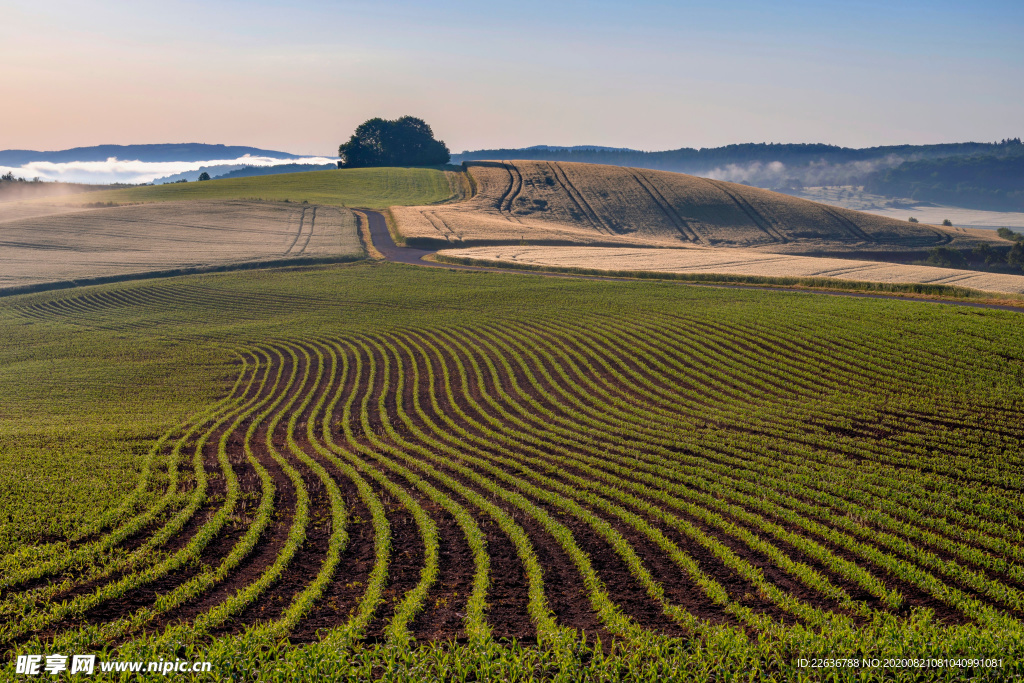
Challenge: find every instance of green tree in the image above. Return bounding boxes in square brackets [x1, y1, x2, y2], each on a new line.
[972, 243, 1005, 267]
[926, 246, 966, 268]
[198, 172, 211, 181]
[942, 219, 953, 226]
[1008, 242, 1024, 270]
[908, 216, 918, 223]
[338, 116, 450, 168]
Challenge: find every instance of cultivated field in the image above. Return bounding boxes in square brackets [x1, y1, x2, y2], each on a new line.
[392, 161, 1004, 253]
[436, 245, 1024, 295]
[2, 262, 1023, 680]
[0, 200, 361, 291]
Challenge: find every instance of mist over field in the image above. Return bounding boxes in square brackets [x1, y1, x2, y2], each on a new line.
[0, 155, 337, 185]
[702, 156, 909, 188]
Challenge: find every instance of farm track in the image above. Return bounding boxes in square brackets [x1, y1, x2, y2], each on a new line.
[284, 206, 317, 256]
[10, 287, 1024, 657]
[498, 161, 524, 223]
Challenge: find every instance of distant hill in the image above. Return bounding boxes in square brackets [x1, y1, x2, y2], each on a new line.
[45, 167, 455, 211]
[453, 140, 1024, 170]
[392, 160, 1005, 255]
[0, 144, 304, 165]
[452, 139, 1024, 199]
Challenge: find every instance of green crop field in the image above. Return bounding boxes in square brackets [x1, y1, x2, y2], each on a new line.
[2, 262, 1024, 681]
[51, 167, 456, 210]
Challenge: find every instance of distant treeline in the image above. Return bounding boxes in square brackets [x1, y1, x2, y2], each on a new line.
[452, 139, 1024, 174]
[865, 153, 1024, 211]
[214, 164, 336, 180]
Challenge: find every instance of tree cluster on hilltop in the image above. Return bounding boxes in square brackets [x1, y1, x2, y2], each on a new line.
[338, 117, 450, 168]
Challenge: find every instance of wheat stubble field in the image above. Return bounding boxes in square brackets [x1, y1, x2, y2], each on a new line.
[0, 167, 462, 293]
[2, 261, 1024, 681]
[0, 201, 363, 291]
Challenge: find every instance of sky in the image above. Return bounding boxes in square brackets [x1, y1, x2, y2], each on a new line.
[1, 0, 1022, 155]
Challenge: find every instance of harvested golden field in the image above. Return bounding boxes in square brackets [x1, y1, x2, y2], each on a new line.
[0, 200, 361, 291]
[437, 245, 1024, 295]
[394, 161, 1005, 253]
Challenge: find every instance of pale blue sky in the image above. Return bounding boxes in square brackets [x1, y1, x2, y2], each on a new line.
[2, 0, 1021, 154]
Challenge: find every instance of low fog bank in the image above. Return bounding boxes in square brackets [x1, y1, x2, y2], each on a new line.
[0, 155, 338, 185]
[0, 181, 113, 203]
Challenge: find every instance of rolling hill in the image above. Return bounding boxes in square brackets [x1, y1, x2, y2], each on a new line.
[29, 167, 460, 210]
[392, 161, 1004, 254]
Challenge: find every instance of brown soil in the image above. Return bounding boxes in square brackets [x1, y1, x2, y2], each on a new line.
[474, 513, 535, 641]
[407, 504, 475, 641]
[207, 342, 343, 634]
[359, 495, 426, 640]
[284, 464, 375, 643]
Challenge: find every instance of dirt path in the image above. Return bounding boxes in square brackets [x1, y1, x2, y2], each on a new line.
[362, 210, 1024, 313]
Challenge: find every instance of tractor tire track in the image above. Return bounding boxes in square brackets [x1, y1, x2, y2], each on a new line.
[628, 168, 704, 244]
[703, 179, 789, 244]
